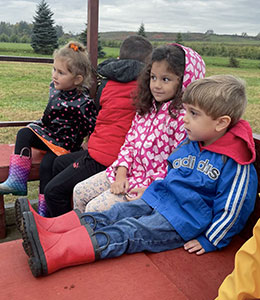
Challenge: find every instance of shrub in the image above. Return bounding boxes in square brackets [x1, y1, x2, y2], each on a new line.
[229, 56, 240, 68]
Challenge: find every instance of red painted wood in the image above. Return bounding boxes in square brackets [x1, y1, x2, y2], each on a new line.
[0, 240, 188, 300]
[147, 236, 245, 300]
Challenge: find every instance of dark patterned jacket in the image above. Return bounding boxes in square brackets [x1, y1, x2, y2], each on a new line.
[28, 82, 97, 152]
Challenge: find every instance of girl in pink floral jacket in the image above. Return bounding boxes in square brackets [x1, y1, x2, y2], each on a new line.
[73, 44, 206, 212]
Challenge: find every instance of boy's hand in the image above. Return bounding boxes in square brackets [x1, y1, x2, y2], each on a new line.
[110, 179, 129, 194]
[184, 239, 205, 255]
[125, 187, 146, 201]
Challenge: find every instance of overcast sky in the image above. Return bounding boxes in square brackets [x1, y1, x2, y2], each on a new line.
[0, 0, 259, 36]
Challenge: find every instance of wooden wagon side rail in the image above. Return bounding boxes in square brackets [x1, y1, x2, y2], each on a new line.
[0, 56, 53, 63]
[0, 121, 34, 127]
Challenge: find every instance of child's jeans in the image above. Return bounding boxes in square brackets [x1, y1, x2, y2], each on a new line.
[84, 199, 185, 259]
[73, 170, 127, 212]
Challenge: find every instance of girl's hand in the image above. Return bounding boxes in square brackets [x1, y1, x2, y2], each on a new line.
[110, 166, 129, 194]
[81, 136, 89, 150]
[184, 239, 205, 255]
[125, 187, 146, 201]
[110, 179, 129, 194]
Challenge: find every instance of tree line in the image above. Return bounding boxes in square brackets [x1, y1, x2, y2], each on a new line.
[0, 21, 64, 44]
[0, 0, 105, 56]
[185, 42, 260, 60]
[1, 0, 260, 60]
[100, 38, 260, 61]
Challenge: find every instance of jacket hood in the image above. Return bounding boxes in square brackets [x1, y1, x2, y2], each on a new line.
[202, 119, 256, 165]
[98, 58, 144, 83]
[171, 43, 206, 91]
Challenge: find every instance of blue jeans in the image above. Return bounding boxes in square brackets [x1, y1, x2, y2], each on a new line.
[83, 199, 185, 259]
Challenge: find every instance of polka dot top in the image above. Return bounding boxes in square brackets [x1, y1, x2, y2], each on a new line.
[28, 82, 97, 152]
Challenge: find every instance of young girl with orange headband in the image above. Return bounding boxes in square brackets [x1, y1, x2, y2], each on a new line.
[0, 41, 97, 216]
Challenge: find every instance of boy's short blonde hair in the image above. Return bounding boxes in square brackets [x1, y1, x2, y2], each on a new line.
[182, 75, 247, 127]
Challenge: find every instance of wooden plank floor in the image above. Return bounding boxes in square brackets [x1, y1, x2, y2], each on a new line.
[0, 236, 244, 300]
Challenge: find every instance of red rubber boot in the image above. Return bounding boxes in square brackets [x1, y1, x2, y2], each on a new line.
[15, 198, 88, 234]
[22, 211, 109, 277]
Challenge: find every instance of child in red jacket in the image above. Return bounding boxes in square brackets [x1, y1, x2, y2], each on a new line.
[43, 35, 153, 216]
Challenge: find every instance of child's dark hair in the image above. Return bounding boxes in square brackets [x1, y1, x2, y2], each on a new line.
[133, 44, 185, 117]
[53, 41, 93, 92]
[119, 35, 153, 63]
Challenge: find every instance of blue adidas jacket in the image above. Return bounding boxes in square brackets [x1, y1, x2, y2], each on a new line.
[142, 120, 257, 252]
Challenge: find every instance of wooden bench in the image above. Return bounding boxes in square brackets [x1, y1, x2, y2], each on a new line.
[0, 121, 46, 238]
[0, 134, 259, 299]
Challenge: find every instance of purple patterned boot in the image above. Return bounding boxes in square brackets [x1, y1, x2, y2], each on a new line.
[38, 193, 48, 217]
[0, 149, 31, 196]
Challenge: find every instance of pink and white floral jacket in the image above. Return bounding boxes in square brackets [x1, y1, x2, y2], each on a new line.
[106, 102, 186, 190]
[106, 44, 206, 191]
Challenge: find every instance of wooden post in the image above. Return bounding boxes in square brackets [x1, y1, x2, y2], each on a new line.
[87, 0, 99, 97]
[87, 0, 99, 69]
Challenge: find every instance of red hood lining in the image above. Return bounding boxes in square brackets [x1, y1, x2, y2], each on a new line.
[201, 120, 255, 165]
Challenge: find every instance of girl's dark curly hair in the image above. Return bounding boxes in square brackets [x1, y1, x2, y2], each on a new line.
[132, 44, 185, 118]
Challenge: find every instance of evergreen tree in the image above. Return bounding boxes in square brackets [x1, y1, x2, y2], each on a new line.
[55, 25, 64, 39]
[10, 34, 19, 43]
[98, 34, 106, 58]
[31, 0, 58, 54]
[175, 32, 183, 44]
[137, 22, 146, 37]
[0, 33, 9, 42]
[79, 24, 105, 58]
[79, 24, 87, 46]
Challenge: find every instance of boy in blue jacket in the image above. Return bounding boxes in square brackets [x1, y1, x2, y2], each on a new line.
[18, 75, 258, 276]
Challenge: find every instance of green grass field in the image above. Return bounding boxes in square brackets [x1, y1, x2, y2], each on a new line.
[1, 43, 260, 203]
[0, 43, 119, 58]
[0, 42, 51, 57]
[1, 44, 259, 133]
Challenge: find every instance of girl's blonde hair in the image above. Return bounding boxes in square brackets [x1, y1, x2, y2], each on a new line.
[182, 75, 247, 127]
[53, 41, 93, 91]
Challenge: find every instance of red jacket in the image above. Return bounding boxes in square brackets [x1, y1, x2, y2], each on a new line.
[88, 58, 146, 166]
[88, 79, 136, 166]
